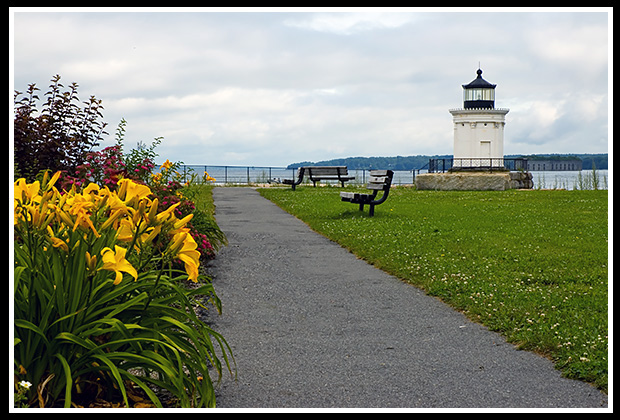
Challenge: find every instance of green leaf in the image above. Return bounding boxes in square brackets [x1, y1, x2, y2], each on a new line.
[14, 319, 50, 347]
[13, 266, 27, 293]
[90, 354, 129, 407]
[122, 372, 163, 408]
[53, 353, 73, 408]
[54, 332, 97, 351]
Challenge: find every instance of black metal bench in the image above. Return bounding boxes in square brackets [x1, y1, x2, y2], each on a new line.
[340, 170, 394, 217]
[306, 166, 355, 187]
[281, 167, 305, 190]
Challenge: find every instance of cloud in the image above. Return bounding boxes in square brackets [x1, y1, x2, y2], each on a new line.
[282, 11, 418, 35]
[12, 9, 609, 166]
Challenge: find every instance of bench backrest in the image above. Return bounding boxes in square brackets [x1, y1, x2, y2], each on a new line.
[366, 170, 393, 191]
[306, 166, 349, 177]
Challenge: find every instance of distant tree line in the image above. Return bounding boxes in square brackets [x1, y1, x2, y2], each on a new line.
[288, 155, 452, 171]
[288, 153, 607, 171]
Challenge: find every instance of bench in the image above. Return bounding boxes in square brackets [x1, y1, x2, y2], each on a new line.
[281, 166, 355, 190]
[340, 170, 394, 217]
[306, 166, 355, 187]
[281, 167, 305, 190]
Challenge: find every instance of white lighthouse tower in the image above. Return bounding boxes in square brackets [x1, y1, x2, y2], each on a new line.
[449, 68, 509, 169]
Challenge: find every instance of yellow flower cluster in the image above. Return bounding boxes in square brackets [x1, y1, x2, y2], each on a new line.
[14, 172, 201, 283]
[150, 160, 216, 187]
[204, 171, 216, 183]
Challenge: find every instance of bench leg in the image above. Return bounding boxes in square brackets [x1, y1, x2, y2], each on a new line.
[369, 205, 375, 217]
[359, 203, 364, 212]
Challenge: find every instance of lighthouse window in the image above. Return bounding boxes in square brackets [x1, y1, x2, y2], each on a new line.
[464, 88, 495, 102]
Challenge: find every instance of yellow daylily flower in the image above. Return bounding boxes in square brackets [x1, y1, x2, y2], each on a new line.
[118, 179, 152, 205]
[49, 236, 69, 252]
[100, 208, 127, 231]
[14, 179, 40, 204]
[155, 202, 181, 224]
[141, 225, 162, 244]
[160, 159, 173, 171]
[204, 171, 216, 182]
[45, 225, 69, 252]
[73, 209, 101, 238]
[85, 251, 97, 272]
[45, 170, 62, 191]
[116, 218, 135, 242]
[99, 246, 138, 285]
[173, 213, 194, 230]
[83, 183, 100, 195]
[65, 193, 95, 216]
[171, 231, 200, 282]
[147, 198, 159, 224]
[13, 200, 20, 225]
[104, 190, 128, 213]
[151, 172, 163, 184]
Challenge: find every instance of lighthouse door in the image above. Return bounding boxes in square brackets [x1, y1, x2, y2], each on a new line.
[480, 140, 491, 167]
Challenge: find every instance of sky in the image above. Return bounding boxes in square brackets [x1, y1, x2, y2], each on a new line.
[11, 8, 611, 167]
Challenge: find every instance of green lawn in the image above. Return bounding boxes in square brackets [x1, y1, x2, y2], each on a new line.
[258, 186, 609, 392]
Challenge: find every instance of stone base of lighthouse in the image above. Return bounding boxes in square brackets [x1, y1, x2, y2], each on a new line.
[415, 171, 533, 191]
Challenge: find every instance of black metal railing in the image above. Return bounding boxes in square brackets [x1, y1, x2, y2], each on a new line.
[176, 165, 294, 185]
[176, 165, 419, 186]
[427, 158, 528, 173]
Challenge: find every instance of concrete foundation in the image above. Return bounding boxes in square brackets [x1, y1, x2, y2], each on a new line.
[415, 171, 533, 191]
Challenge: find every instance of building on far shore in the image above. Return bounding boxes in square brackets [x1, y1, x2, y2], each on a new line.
[523, 158, 582, 171]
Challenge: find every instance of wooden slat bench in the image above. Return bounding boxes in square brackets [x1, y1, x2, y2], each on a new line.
[281, 166, 355, 190]
[306, 166, 355, 187]
[340, 170, 394, 217]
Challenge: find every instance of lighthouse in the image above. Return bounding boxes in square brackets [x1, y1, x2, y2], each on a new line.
[415, 68, 532, 190]
[449, 68, 509, 169]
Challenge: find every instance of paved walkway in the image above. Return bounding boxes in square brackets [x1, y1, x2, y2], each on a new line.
[207, 187, 608, 409]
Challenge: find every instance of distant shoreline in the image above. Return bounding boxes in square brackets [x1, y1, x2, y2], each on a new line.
[287, 153, 608, 171]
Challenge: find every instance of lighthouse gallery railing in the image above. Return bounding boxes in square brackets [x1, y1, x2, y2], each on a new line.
[427, 157, 528, 173]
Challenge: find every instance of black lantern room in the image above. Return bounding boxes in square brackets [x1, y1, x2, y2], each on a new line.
[462, 68, 496, 109]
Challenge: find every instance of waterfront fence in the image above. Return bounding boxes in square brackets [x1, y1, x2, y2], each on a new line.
[176, 164, 607, 190]
[178, 165, 418, 186]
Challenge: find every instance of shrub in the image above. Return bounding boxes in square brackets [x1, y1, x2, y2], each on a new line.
[13, 172, 233, 407]
[62, 119, 160, 190]
[14, 75, 108, 181]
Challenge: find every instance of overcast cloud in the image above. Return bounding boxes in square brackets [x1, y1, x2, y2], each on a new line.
[11, 8, 611, 167]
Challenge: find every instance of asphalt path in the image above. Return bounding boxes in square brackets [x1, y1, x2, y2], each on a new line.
[207, 187, 608, 410]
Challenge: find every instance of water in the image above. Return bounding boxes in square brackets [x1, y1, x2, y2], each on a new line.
[412, 169, 609, 190]
[529, 170, 609, 190]
[177, 165, 609, 190]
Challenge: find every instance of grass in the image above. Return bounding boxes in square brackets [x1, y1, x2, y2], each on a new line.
[181, 183, 228, 253]
[258, 186, 609, 392]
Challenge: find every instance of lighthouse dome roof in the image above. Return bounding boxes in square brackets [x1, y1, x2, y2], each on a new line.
[462, 69, 496, 89]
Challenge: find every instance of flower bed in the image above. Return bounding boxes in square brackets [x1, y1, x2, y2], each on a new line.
[13, 170, 232, 407]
